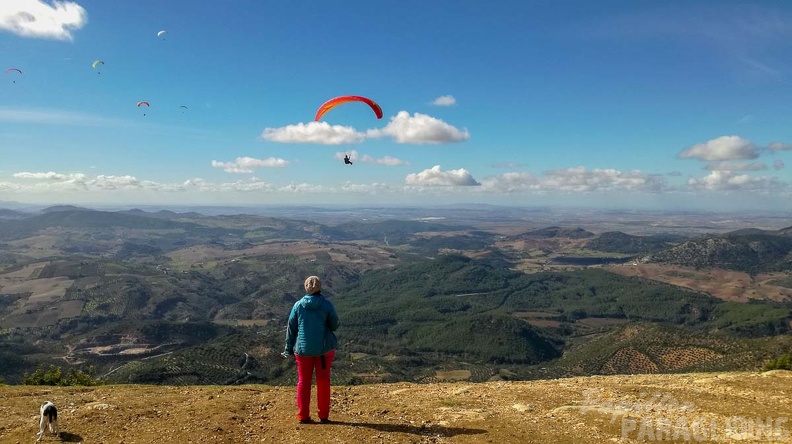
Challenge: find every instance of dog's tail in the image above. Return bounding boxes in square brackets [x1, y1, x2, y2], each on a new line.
[43, 405, 57, 422]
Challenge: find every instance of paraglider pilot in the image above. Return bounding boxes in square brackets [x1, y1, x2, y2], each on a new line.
[343, 155, 353, 165]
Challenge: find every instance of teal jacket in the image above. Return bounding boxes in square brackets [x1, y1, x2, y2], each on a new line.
[284, 294, 339, 357]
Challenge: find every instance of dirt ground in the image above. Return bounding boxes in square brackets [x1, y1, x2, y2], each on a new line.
[605, 264, 792, 303]
[2, 371, 791, 443]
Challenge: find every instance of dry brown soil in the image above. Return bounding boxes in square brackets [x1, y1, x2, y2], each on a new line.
[2, 371, 791, 443]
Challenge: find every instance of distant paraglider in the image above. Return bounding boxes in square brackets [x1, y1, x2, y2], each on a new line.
[92, 60, 104, 74]
[5, 68, 21, 83]
[343, 154, 353, 165]
[157, 30, 167, 40]
[180, 105, 188, 114]
[137, 101, 150, 116]
[315, 95, 383, 121]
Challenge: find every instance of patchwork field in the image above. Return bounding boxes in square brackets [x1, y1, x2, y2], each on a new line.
[604, 264, 792, 302]
[0, 262, 78, 328]
[166, 240, 398, 272]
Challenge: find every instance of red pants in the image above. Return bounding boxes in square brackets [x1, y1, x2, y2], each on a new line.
[295, 350, 335, 421]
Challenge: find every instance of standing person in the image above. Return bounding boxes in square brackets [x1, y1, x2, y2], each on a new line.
[283, 275, 339, 424]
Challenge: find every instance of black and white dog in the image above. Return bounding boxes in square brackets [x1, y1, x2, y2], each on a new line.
[36, 401, 59, 442]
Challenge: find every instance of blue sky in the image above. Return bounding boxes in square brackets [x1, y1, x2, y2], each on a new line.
[1, 0, 792, 210]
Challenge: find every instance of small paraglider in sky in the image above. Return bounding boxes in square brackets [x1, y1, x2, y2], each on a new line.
[343, 154, 353, 165]
[315, 95, 383, 121]
[5, 68, 22, 83]
[180, 105, 188, 114]
[157, 30, 167, 40]
[137, 101, 150, 116]
[92, 60, 104, 74]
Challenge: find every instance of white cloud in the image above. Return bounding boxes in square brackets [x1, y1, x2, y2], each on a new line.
[13, 171, 86, 181]
[211, 156, 289, 174]
[339, 182, 393, 193]
[703, 161, 767, 171]
[687, 171, 787, 192]
[180, 177, 275, 193]
[333, 150, 408, 166]
[405, 165, 480, 186]
[541, 167, 668, 193]
[0, 182, 21, 191]
[0, 0, 87, 41]
[678, 135, 758, 161]
[492, 162, 527, 168]
[261, 122, 365, 145]
[769, 142, 792, 151]
[774, 160, 785, 171]
[90, 175, 147, 191]
[480, 167, 669, 193]
[10, 172, 157, 192]
[0, 107, 129, 126]
[432, 95, 456, 106]
[367, 111, 470, 144]
[479, 172, 540, 193]
[277, 183, 329, 193]
[363, 155, 409, 166]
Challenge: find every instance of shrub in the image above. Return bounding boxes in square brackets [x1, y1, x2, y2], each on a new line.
[22, 365, 100, 386]
[764, 354, 792, 371]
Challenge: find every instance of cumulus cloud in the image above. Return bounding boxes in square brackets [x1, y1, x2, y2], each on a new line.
[178, 177, 275, 193]
[339, 182, 393, 193]
[768, 142, 792, 151]
[0, 0, 87, 41]
[432, 95, 456, 106]
[367, 112, 469, 144]
[333, 150, 408, 166]
[405, 165, 480, 186]
[89, 175, 149, 191]
[703, 161, 767, 171]
[687, 171, 787, 192]
[678, 136, 759, 161]
[540, 167, 668, 193]
[480, 167, 670, 194]
[261, 122, 365, 145]
[10, 172, 165, 192]
[13, 171, 86, 181]
[774, 160, 785, 171]
[479, 172, 540, 193]
[211, 156, 289, 173]
[277, 183, 329, 193]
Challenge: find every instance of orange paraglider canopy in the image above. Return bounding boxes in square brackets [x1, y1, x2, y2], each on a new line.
[314, 95, 383, 121]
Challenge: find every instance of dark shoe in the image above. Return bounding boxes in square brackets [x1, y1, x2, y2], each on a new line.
[299, 418, 314, 424]
[319, 418, 332, 424]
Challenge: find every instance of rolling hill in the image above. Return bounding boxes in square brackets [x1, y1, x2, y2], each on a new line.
[0, 210, 790, 388]
[645, 231, 792, 274]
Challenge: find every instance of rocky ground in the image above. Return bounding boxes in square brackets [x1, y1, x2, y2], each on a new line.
[1, 371, 791, 443]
